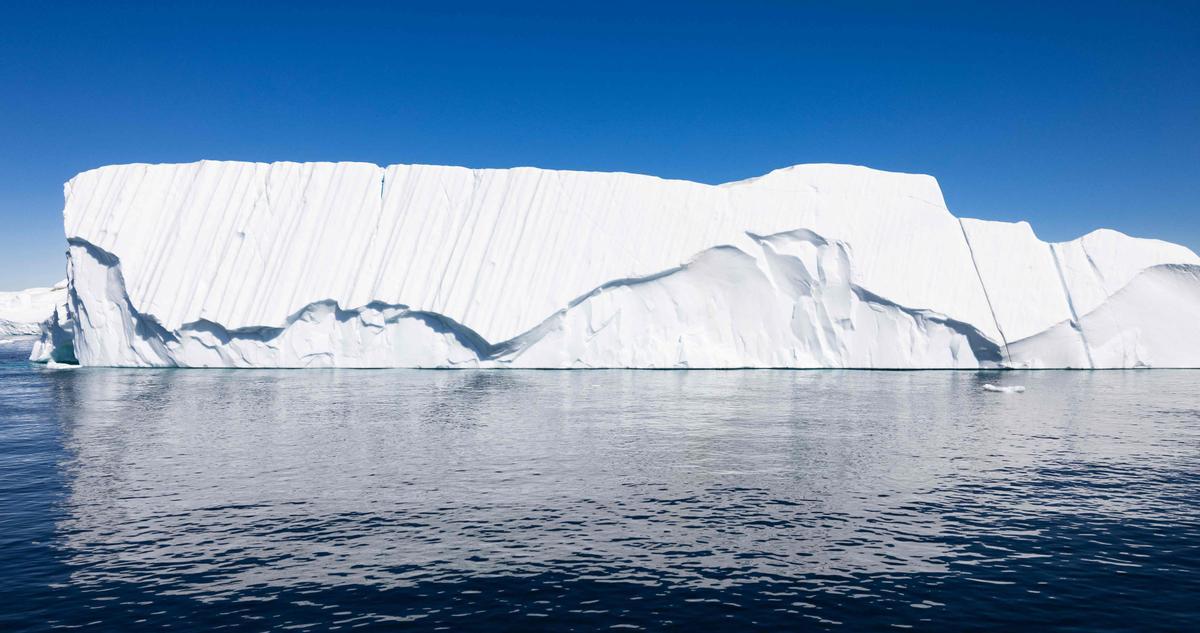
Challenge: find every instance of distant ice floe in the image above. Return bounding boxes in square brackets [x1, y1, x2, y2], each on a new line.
[0, 280, 66, 341]
[18, 160, 1200, 368]
[982, 384, 1026, 394]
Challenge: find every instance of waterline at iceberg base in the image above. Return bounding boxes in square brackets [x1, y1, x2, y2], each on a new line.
[34, 161, 1200, 368]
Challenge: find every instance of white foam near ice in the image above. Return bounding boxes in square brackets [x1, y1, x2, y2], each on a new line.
[23, 160, 1200, 368]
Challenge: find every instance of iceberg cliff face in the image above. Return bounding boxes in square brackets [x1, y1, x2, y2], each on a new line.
[39, 161, 1200, 368]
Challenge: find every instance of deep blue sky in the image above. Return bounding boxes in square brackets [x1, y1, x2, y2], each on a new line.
[2, 1, 1197, 289]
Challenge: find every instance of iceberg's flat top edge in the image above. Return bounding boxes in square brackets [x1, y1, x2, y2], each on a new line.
[65, 159, 942, 193]
[67, 160, 1191, 250]
[0, 284, 62, 298]
[953, 218, 1200, 257]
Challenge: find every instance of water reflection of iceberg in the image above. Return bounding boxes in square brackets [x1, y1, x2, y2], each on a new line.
[51, 368, 1147, 600]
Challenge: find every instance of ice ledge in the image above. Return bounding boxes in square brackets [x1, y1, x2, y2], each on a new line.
[51, 232, 1003, 368]
[44, 234, 1198, 369]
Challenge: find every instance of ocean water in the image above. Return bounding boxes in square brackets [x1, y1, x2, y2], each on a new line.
[1, 341, 1198, 631]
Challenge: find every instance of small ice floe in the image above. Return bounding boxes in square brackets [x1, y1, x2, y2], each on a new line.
[982, 383, 1024, 394]
[45, 360, 80, 370]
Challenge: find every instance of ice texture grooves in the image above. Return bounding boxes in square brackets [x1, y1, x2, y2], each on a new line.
[1008, 264, 1200, 368]
[1048, 244, 1096, 368]
[957, 218, 1011, 360]
[45, 160, 1200, 368]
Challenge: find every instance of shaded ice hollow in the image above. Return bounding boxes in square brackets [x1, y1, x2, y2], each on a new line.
[31, 160, 1200, 368]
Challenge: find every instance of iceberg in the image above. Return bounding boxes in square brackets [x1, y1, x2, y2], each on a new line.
[982, 384, 1025, 394]
[34, 160, 1200, 368]
[1, 281, 66, 338]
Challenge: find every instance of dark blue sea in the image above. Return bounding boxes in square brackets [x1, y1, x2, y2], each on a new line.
[1, 340, 1198, 631]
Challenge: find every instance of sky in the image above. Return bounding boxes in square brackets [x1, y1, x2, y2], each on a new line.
[1, 1, 1197, 290]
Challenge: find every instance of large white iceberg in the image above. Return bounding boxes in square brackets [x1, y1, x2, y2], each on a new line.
[35, 160, 1200, 368]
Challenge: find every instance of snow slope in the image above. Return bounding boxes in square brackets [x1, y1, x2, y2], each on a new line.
[38, 160, 1200, 368]
[1009, 264, 1200, 368]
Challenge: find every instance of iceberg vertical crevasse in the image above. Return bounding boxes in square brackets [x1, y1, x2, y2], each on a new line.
[1048, 243, 1096, 369]
[956, 217, 1011, 361]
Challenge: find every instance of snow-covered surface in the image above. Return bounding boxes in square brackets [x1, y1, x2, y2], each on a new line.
[0, 281, 66, 338]
[40, 160, 1200, 368]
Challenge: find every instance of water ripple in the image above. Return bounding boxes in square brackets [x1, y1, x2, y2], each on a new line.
[1, 343, 1199, 630]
